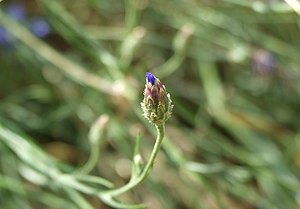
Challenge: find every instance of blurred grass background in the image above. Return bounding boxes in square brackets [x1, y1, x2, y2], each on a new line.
[1, 0, 300, 208]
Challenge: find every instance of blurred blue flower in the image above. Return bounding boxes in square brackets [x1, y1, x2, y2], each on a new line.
[0, 2, 25, 47]
[6, 2, 26, 22]
[0, 27, 10, 43]
[0, 26, 14, 51]
[31, 18, 50, 38]
[0, 2, 50, 51]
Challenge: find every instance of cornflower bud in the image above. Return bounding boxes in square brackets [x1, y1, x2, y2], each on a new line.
[141, 72, 173, 125]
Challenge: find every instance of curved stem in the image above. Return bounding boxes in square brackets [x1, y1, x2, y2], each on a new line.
[100, 123, 165, 197]
[78, 145, 100, 174]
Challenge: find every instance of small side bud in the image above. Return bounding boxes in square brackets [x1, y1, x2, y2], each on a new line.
[141, 72, 173, 125]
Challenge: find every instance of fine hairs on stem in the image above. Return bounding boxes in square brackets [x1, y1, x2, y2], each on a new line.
[100, 124, 165, 198]
[99, 72, 173, 208]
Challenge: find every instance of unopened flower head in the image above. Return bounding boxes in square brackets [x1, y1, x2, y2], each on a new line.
[141, 72, 173, 125]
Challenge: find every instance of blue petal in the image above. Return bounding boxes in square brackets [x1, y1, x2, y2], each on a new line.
[146, 72, 156, 85]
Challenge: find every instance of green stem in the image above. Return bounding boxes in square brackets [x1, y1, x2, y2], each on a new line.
[100, 124, 165, 197]
[78, 145, 100, 174]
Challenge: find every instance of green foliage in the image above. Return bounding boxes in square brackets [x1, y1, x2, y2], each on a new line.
[1, 0, 300, 208]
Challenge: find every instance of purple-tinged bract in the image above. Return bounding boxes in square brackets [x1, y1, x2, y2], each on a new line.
[141, 72, 173, 125]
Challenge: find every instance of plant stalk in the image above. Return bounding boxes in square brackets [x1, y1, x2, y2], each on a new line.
[100, 123, 165, 197]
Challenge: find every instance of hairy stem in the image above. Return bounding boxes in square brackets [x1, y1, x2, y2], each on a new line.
[100, 123, 165, 197]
